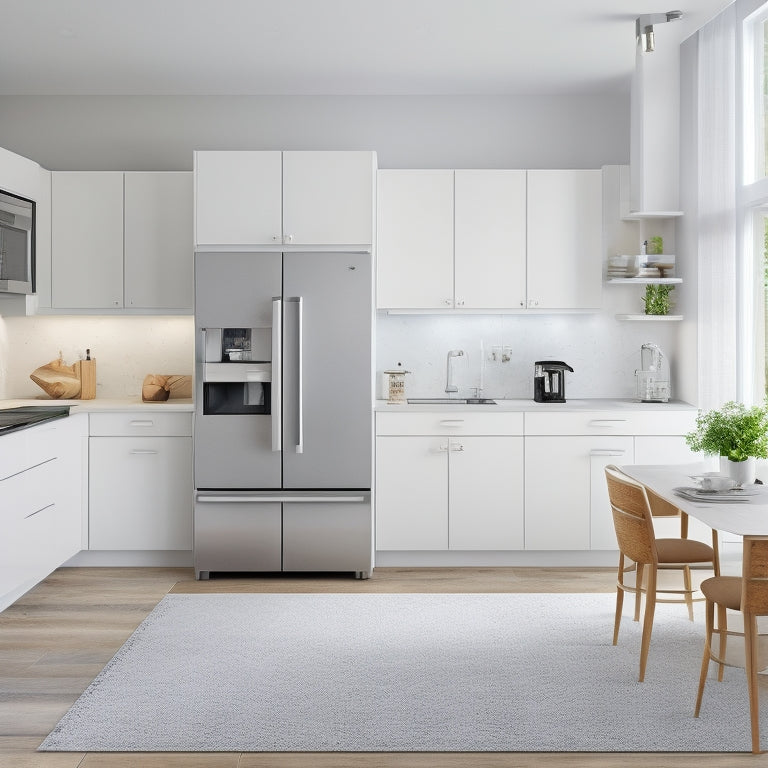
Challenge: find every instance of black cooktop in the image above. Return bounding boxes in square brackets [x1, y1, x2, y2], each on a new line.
[0, 406, 71, 436]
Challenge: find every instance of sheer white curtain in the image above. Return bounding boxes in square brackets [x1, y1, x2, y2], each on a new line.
[697, 5, 738, 409]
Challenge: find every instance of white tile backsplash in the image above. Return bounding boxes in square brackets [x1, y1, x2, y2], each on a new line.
[0, 301, 682, 404]
[376, 304, 682, 401]
[0, 315, 194, 399]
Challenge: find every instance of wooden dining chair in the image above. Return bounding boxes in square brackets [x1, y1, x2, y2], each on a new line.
[695, 536, 768, 753]
[605, 465, 720, 682]
[645, 487, 721, 620]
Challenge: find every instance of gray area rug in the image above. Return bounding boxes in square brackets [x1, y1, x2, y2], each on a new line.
[39, 592, 759, 752]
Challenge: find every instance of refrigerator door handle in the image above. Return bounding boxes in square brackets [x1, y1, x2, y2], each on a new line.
[271, 297, 282, 452]
[295, 296, 304, 454]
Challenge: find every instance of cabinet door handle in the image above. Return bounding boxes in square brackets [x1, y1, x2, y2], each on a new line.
[588, 419, 628, 428]
[590, 449, 627, 457]
[130, 449, 159, 455]
[438, 444, 449, 452]
[450, 443, 464, 452]
[284, 234, 294, 244]
[129, 420, 155, 427]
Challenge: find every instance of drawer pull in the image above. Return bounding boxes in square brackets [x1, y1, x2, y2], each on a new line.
[130, 449, 159, 455]
[588, 419, 628, 428]
[439, 419, 465, 426]
[590, 449, 627, 457]
[129, 420, 155, 427]
[25, 502, 54, 519]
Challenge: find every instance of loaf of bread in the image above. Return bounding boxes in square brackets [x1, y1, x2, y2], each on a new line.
[141, 374, 193, 402]
[30, 358, 81, 399]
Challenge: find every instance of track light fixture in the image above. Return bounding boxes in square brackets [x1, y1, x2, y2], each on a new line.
[636, 10, 683, 52]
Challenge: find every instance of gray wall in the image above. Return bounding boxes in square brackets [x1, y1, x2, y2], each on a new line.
[0, 95, 629, 171]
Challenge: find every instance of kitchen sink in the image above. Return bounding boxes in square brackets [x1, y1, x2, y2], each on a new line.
[406, 398, 497, 405]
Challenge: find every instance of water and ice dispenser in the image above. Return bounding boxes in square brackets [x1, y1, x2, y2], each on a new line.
[201, 327, 272, 415]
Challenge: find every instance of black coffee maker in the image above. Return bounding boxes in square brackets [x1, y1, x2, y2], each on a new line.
[533, 361, 574, 403]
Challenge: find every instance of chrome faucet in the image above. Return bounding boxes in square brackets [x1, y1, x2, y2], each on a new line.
[445, 350, 465, 394]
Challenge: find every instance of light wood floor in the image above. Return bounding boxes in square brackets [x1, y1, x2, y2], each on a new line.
[1, 566, 765, 767]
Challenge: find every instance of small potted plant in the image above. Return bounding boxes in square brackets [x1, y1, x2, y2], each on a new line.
[648, 235, 664, 255]
[642, 284, 674, 315]
[684, 399, 768, 484]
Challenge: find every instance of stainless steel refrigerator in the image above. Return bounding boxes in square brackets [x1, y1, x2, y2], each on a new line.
[193, 251, 373, 579]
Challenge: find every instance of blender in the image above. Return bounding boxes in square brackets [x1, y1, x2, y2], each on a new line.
[635, 343, 670, 402]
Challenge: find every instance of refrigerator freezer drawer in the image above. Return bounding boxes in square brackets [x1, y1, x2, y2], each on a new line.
[194, 496, 281, 577]
[283, 494, 372, 576]
[193, 491, 372, 579]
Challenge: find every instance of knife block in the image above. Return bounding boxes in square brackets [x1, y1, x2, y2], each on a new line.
[75, 359, 96, 400]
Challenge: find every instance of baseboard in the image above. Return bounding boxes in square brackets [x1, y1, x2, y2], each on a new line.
[63, 550, 193, 567]
[374, 550, 620, 567]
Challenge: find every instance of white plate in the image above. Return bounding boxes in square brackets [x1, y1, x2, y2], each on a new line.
[673, 486, 755, 503]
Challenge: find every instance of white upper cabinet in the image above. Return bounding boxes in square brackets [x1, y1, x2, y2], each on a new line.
[194, 150, 375, 248]
[51, 171, 193, 312]
[195, 151, 282, 247]
[526, 169, 603, 311]
[454, 169, 526, 309]
[377, 168, 601, 312]
[52, 172, 124, 309]
[282, 151, 374, 246]
[124, 172, 193, 310]
[377, 170, 454, 309]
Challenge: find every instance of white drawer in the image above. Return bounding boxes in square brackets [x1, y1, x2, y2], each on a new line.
[89, 411, 192, 437]
[0, 418, 65, 480]
[524, 410, 697, 436]
[376, 411, 524, 436]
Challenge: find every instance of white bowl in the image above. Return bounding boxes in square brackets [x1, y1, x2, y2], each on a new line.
[693, 473, 738, 492]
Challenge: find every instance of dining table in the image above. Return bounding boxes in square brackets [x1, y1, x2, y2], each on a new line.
[620, 463, 768, 538]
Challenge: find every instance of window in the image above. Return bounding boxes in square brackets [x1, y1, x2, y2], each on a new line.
[743, 5, 768, 184]
[740, 3, 768, 404]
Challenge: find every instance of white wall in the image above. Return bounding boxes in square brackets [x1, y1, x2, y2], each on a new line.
[0, 316, 194, 399]
[0, 95, 629, 171]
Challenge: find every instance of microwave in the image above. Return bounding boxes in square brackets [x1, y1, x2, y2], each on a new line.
[0, 189, 35, 294]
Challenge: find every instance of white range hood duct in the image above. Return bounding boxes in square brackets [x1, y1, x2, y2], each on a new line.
[629, 10, 684, 214]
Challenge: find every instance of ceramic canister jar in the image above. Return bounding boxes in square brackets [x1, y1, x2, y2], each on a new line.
[384, 368, 409, 404]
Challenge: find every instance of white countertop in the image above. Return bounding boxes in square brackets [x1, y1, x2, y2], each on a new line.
[375, 398, 696, 412]
[0, 397, 194, 413]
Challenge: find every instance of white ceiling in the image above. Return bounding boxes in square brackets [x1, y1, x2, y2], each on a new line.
[0, 0, 734, 97]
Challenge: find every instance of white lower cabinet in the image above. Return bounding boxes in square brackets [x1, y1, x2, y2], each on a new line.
[449, 436, 525, 549]
[524, 436, 633, 550]
[375, 412, 524, 551]
[0, 413, 86, 610]
[375, 407, 698, 559]
[376, 436, 447, 549]
[88, 412, 193, 550]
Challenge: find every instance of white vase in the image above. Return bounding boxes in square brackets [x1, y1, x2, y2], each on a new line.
[720, 456, 757, 486]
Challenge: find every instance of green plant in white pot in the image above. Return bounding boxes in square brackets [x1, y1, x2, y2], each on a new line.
[684, 400, 768, 485]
